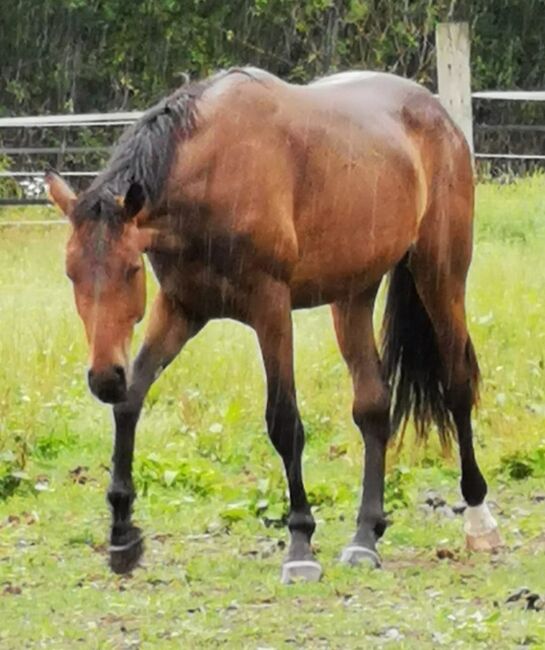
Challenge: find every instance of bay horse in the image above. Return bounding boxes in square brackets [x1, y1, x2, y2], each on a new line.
[46, 67, 502, 583]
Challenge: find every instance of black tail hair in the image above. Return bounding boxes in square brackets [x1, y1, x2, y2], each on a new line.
[381, 255, 480, 450]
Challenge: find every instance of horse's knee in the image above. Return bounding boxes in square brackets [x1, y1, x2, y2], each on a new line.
[113, 399, 142, 428]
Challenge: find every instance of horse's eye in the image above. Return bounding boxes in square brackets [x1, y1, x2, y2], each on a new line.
[125, 264, 142, 281]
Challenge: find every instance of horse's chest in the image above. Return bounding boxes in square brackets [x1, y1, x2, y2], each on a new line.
[147, 240, 260, 320]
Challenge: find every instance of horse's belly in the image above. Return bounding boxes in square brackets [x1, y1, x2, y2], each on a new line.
[289, 239, 407, 308]
[290, 183, 419, 307]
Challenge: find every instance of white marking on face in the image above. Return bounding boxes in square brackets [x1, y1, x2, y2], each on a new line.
[464, 503, 497, 536]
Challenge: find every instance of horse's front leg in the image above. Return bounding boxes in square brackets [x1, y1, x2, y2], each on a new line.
[108, 292, 203, 574]
[250, 276, 321, 584]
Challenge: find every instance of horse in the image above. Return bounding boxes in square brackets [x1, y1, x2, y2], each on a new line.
[45, 67, 502, 583]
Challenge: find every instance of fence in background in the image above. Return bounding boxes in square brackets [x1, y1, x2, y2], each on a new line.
[0, 111, 143, 210]
[1, 22, 544, 214]
[436, 22, 545, 164]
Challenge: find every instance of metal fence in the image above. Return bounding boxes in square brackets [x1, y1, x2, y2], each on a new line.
[1, 91, 544, 218]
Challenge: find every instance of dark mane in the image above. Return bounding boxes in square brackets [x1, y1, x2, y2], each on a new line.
[72, 79, 210, 225]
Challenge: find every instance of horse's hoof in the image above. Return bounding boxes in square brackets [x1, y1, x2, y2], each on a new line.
[281, 559, 323, 584]
[464, 504, 503, 553]
[109, 529, 144, 574]
[466, 527, 504, 553]
[340, 545, 381, 568]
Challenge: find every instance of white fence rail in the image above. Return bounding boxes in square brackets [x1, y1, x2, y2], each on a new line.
[0, 112, 142, 129]
[1, 72, 544, 214]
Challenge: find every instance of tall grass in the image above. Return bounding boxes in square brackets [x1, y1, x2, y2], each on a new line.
[0, 175, 544, 499]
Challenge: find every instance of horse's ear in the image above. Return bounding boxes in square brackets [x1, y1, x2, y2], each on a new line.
[45, 170, 77, 219]
[123, 182, 148, 222]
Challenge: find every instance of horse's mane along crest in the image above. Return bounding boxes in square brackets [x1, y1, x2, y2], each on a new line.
[72, 79, 209, 224]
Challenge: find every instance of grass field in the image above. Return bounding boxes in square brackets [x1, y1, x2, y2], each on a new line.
[1, 176, 545, 648]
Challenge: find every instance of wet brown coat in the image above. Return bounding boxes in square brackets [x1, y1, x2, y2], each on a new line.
[46, 69, 490, 579]
[153, 70, 471, 323]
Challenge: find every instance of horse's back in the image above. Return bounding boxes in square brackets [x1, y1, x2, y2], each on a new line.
[307, 70, 432, 113]
[207, 66, 465, 147]
[202, 67, 463, 159]
[305, 70, 467, 154]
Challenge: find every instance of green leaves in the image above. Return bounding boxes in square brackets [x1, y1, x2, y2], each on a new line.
[498, 447, 545, 481]
[135, 452, 220, 497]
[384, 466, 413, 511]
[0, 450, 31, 500]
[2, 1, 545, 118]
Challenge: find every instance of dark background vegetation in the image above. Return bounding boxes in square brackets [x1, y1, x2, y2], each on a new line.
[1, 0, 544, 115]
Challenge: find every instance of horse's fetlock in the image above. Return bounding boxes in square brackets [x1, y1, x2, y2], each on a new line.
[108, 484, 135, 521]
[373, 516, 389, 539]
[288, 511, 316, 537]
[461, 471, 487, 507]
[358, 513, 389, 541]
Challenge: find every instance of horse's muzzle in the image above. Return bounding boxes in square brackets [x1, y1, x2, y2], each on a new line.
[88, 365, 127, 404]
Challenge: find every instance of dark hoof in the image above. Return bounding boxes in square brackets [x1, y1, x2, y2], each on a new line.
[340, 545, 381, 568]
[108, 528, 144, 575]
[281, 560, 322, 584]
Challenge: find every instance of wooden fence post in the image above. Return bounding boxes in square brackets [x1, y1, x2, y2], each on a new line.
[436, 22, 474, 154]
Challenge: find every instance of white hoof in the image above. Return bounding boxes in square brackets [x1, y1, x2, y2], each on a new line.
[464, 503, 503, 552]
[281, 560, 322, 584]
[340, 545, 381, 568]
[466, 527, 504, 552]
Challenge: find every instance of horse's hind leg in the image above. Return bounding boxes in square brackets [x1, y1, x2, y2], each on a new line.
[332, 287, 390, 567]
[411, 199, 502, 551]
[249, 275, 321, 584]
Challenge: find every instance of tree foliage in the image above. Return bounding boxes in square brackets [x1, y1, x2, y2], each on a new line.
[1, 0, 544, 115]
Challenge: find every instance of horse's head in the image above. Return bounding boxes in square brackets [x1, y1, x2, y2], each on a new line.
[46, 172, 154, 403]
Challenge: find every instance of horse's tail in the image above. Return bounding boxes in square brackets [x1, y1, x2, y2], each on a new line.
[381, 255, 478, 449]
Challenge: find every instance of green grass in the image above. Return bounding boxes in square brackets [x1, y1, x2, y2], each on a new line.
[1, 176, 545, 648]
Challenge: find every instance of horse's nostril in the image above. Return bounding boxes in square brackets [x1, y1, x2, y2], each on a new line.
[112, 365, 126, 383]
[88, 365, 127, 404]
